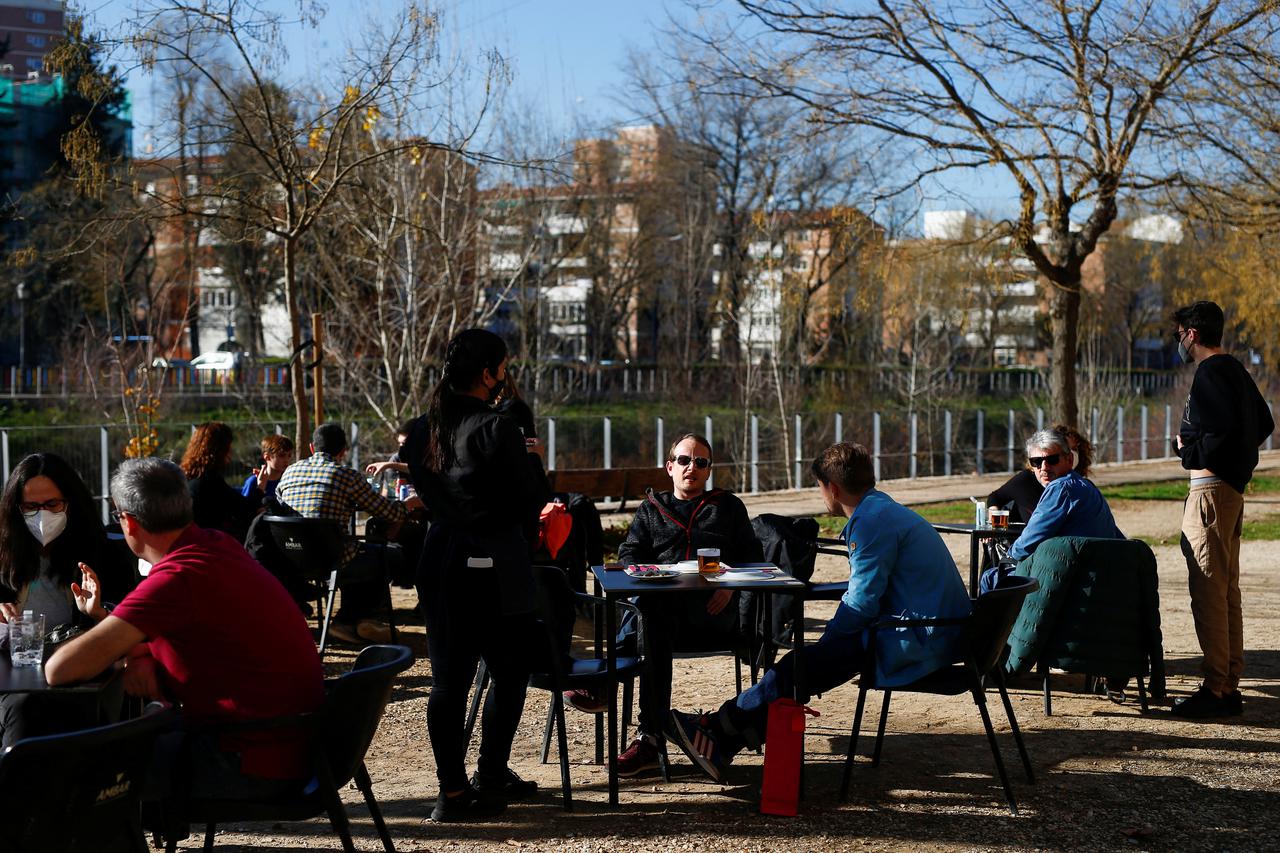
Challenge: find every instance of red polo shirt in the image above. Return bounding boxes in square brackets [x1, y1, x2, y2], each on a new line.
[112, 525, 325, 779]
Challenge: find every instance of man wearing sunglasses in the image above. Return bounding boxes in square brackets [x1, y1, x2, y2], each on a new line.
[1005, 429, 1122, 563]
[1170, 300, 1273, 719]
[566, 433, 763, 777]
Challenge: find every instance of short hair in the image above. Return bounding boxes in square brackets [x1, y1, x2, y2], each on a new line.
[111, 458, 192, 533]
[1025, 428, 1070, 458]
[1050, 422, 1093, 476]
[395, 419, 416, 438]
[260, 434, 294, 457]
[810, 442, 875, 494]
[1172, 300, 1224, 348]
[312, 423, 347, 455]
[667, 433, 713, 461]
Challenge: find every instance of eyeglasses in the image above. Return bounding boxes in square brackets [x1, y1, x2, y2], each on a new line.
[19, 499, 67, 517]
[110, 508, 128, 524]
[1028, 453, 1062, 469]
[672, 454, 711, 470]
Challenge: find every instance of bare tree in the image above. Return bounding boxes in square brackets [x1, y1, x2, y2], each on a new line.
[65, 0, 510, 452]
[696, 0, 1279, 425]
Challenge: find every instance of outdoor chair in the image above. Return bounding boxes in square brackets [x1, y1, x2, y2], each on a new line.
[464, 565, 645, 810]
[841, 576, 1039, 816]
[0, 700, 175, 853]
[1003, 536, 1165, 714]
[260, 515, 398, 658]
[157, 644, 414, 853]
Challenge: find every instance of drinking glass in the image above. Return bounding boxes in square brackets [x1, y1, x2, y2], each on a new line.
[8, 613, 45, 668]
[697, 547, 721, 575]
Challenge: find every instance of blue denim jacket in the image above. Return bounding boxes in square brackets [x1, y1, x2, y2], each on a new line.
[841, 490, 972, 687]
[1007, 472, 1123, 562]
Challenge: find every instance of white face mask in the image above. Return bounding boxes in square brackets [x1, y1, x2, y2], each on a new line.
[24, 509, 67, 546]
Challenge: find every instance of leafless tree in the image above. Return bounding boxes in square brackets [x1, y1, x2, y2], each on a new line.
[694, 0, 1280, 426]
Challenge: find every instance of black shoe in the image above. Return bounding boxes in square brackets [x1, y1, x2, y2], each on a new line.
[1170, 685, 1231, 719]
[429, 786, 506, 823]
[471, 767, 538, 801]
[1225, 690, 1244, 716]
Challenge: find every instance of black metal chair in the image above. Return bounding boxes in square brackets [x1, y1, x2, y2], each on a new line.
[261, 515, 398, 658]
[0, 700, 175, 853]
[160, 644, 414, 852]
[463, 565, 645, 810]
[841, 576, 1039, 815]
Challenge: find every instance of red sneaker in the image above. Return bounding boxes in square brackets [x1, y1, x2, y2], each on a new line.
[616, 737, 660, 778]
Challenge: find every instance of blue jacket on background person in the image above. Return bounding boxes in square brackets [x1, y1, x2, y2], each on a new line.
[1008, 471, 1122, 562]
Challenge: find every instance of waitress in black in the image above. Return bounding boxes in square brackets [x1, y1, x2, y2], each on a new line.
[404, 329, 549, 823]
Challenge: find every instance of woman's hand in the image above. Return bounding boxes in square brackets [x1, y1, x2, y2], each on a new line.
[0, 602, 17, 624]
[70, 562, 108, 622]
[365, 461, 393, 477]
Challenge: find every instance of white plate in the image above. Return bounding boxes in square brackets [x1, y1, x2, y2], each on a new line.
[627, 570, 680, 582]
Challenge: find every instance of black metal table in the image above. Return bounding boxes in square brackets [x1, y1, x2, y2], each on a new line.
[591, 563, 808, 805]
[930, 522, 1025, 595]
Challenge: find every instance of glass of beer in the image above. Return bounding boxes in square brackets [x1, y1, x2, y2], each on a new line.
[697, 547, 721, 575]
[991, 510, 1010, 530]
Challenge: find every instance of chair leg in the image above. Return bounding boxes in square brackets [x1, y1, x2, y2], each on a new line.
[317, 569, 340, 659]
[1137, 676, 1149, 713]
[385, 581, 398, 645]
[993, 668, 1034, 783]
[621, 678, 632, 749]
[203, 823, 216, 851]
[735, 655, 743, 697]
[463, 662, 488, 747]
[1040, 666, 1052, 716]
[840, 686, 869, 802]
[318, 774, 359, 853]
[355, 762, 397, 853]
[541, 697, 556, 764]
[553, 693, 574, 811]
[871, 691, 892, 768]
[971, 680, 1018, 816]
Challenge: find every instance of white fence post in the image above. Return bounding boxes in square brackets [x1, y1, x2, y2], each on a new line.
[1140, 405, 1149, 461]
[655, 417, 664, 468]
[909, 412, 918, 479]
[1116, 406, 1125, 464]
[1165, 404, 1173, 459]
[1007, 409, 1015, 472]
[834, 412, 843, 444]
[100, 426, 110, 525]
[603, 417, 612, 469]
[794, 413, 803, 487]
[546, 418, 556, 471]
[873, 412, 882, 481]
[704, 415, 714, 490]
[944, 410, 953, 476]
[751, 414, 759, 494]
[1091, 408, 1100, 460]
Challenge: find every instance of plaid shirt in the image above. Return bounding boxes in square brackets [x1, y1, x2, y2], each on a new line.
[276, 452, 408, 564]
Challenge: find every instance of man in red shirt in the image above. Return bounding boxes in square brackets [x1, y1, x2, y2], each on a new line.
[46, 457, 324, 796]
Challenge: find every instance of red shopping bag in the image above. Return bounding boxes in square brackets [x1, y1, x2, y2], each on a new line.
[759, 698, 820, 816]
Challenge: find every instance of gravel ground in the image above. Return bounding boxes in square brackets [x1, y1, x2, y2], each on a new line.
[192, 497, 1280, 852]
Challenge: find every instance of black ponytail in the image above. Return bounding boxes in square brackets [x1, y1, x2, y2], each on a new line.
[424, 329, 508, 472]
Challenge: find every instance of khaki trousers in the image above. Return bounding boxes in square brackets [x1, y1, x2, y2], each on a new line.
[1180, 482, 1245, 694]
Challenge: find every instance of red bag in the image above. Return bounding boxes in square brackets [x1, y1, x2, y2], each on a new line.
[759, 698, 820, 816]
[538, 501, 573, 559]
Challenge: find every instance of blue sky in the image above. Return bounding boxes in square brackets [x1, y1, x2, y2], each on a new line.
[75, 0, 1005, 219]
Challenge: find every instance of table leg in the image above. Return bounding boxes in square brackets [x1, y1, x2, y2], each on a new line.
[606, 592, 618, 806]
[969, 534, 980, 597]
[593, 575, 604, 765]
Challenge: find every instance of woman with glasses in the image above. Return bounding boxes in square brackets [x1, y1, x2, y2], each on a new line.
[0, 452, 135, 747]
[986, 423, 1095, 525]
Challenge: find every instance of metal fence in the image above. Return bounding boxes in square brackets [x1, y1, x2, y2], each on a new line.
[3, 400, 1274, 519]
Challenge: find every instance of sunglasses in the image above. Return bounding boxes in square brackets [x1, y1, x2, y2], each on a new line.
[672, 454, 711, 470]
[19, 498, 67, 517]
[1028, 453, 1062, 469]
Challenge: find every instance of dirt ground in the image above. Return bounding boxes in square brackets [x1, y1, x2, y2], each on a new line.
[200, 494, 1280, 853]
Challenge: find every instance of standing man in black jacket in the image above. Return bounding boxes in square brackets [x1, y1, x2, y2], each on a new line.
[567, 432, 763, 777]
[1172, 301, 1274, 718]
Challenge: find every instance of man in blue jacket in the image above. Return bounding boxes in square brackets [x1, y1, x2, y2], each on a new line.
[669, 441, 971, 782]
[1006, 428, 1123, 562]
